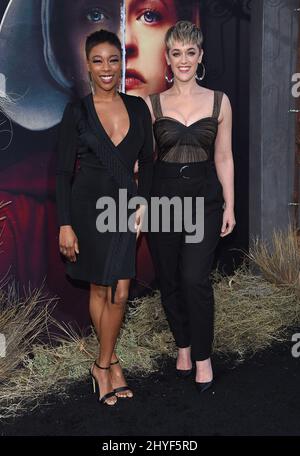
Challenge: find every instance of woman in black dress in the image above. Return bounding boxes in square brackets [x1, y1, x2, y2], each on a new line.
[56, 30, 153, 405]
[146, 21, 235, 393]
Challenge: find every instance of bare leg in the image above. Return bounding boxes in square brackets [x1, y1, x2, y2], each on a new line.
[89, 283, 118, 405]
[98, 279, 129, 365]
[176, 346, 192, 370]
[106, 280, 133, 398]
[89, 283, 107, 339]
[89, 283, 121, 362]
[195, 358, 213, 382]
[90, 279, 132, 403]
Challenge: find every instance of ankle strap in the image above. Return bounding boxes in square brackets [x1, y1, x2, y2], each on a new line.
[94, 361, 110, 370]
[110, 359, 119, 366]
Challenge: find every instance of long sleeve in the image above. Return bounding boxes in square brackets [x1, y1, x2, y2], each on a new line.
[137, 97, 154, 202]
[55, 102, 78, 226]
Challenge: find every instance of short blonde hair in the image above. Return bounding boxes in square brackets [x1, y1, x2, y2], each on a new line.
[165, 21, 203, 53]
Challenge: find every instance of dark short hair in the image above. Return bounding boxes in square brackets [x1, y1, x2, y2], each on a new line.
[85, 29, 122, 58]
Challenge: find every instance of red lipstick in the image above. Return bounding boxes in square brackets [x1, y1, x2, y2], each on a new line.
[125, 69, 146, 91]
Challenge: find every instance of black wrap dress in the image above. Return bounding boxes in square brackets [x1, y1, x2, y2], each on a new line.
[56, 92, 153, 300]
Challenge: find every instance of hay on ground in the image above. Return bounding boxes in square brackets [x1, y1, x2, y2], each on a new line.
[247, 225, 300, 291]
[1, 226, 300, 418]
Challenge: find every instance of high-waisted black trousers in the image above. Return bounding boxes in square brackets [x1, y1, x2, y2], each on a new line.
[148, 161, 223, 361]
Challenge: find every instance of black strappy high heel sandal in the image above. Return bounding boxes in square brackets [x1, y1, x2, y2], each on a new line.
[110, 359, 133, 398]
[90, 361, 117, 405]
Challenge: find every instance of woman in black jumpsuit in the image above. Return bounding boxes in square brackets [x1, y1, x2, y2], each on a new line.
[56, 30, 153, 405]
[146, 21, 235, 393]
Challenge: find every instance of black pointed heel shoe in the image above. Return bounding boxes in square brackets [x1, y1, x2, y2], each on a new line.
[195, 379, 213, 393]
[176, 368, 193, 378]
[90, 361, 117, 406]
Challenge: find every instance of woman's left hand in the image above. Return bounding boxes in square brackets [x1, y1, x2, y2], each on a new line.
[220, 207, 236, 237]
[135, 205, 146, 239]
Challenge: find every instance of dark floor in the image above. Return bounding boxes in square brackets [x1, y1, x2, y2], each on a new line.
[0, 336, 300, 437]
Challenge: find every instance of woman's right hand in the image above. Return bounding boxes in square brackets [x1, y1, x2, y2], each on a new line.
[59, 225, 79, 262]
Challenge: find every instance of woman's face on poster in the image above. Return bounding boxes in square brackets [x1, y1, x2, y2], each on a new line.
[55, 0, 180, 98]
[124, 0, 177, 96]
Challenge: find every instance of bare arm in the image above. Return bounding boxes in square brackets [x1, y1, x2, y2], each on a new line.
[214, 93, 236, 237]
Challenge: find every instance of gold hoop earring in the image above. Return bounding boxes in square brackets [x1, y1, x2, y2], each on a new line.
[165, 65, 174, 84]
[195, 62, 205, 81]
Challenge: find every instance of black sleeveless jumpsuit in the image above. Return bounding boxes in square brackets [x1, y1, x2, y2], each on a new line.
[148, 91, 224, 361]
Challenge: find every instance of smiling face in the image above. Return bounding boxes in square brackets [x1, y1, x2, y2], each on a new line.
[166, 40, 203, 84]
[87, 42, 122, 93]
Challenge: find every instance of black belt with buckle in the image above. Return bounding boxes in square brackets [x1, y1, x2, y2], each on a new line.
[154, 160, 210, 179]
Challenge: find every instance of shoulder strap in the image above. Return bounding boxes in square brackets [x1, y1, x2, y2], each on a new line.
[212, 91, 224, 119]
[149, 93, 163, 119]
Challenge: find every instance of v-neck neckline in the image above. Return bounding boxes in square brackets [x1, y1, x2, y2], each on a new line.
[88, 91, 131, 149]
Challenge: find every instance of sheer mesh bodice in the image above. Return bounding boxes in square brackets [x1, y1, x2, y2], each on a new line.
[150, 91, 223, 163]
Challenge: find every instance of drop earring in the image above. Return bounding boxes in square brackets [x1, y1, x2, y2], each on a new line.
[119, 70, 124, 92]
[165, 65, 174, 84]
[88, 71, 95, 95]
[195, 62, 206, 81]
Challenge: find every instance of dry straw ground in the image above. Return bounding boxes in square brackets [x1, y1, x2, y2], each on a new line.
[0, 225, 299, 419]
